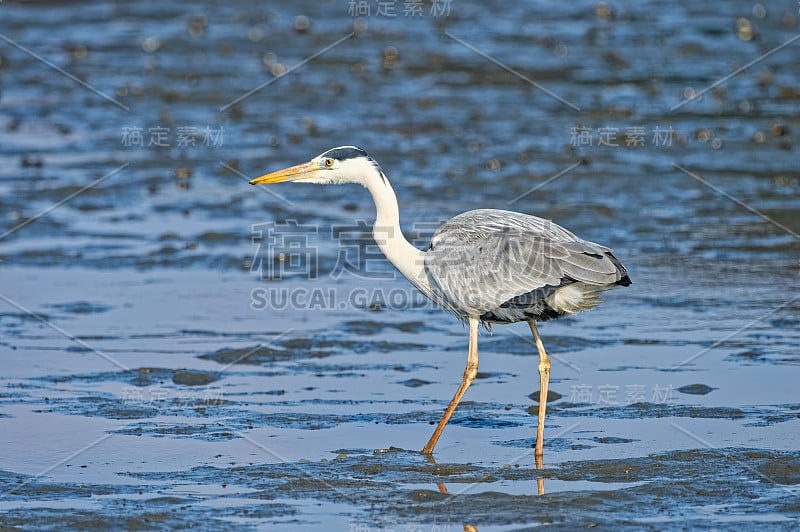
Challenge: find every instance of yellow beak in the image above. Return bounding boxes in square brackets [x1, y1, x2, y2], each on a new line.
[249, 161, 316, 185]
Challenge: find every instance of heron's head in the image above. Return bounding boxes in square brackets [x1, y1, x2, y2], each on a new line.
[250, 146, 384, 187]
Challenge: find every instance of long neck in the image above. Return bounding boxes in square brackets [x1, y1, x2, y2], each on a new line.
[363, 172, 433, 297]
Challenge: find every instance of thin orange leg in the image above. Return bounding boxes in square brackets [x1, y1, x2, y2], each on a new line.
[536, 451, 545, 496]
[528, 320, 551, 458]
[422, 316, 479, 454]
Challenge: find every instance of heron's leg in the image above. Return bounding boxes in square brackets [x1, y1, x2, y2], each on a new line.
[536, 451, 545, 496]
[528, 320, 551, 457]
[421, 316, 479, 455]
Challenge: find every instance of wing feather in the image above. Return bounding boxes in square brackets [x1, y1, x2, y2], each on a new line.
[424, 209, 628, 318]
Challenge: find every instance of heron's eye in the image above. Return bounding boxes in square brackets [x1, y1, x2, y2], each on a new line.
[323, 158, 334, 168]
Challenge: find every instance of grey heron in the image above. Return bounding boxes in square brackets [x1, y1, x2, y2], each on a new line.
[250, 146, 631, 456]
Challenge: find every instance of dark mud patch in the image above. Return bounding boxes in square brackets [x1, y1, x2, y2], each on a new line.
[592, 436, 638, 444]
[172, 369, 219, 387]
[199, 337, 428, 366]
[196, 230, 246, 245]
[17, 448, 767, 528]
[725, 346, 800, 366]
[341, 320, 434, 335]
[112, 408, 438, 438]
[760, 455, 800, 486]
[450, 415, 524, 430]
[199, 345, 323, 366]
[542, 401, 800, 426]
[457, 334, 620, 355]
[529, 390, 564, 402]
[31, 390, 445, 439]
[44, 301, 112, 315]
[42, 367, 221, 388]
[115, 421, 241, 440]
[495, 434, 638, 451]
[32, 393, 230, 423]
[0, 486, 296, 532]
[398, 378, 431, 388]
[676, 383, 717, 395]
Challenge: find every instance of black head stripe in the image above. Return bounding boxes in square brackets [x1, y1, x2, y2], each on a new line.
[318, 146, 387, 184]
[320, 146, 369, 161]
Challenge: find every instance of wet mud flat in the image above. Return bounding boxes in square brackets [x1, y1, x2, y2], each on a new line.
[2, 448, 799, 530]
[1, 264, 798, 530]
[2, 0, 800, 529]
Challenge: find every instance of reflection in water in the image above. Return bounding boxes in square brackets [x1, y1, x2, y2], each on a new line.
[427, 453, 478, 531]
[426, 451, 547, 530]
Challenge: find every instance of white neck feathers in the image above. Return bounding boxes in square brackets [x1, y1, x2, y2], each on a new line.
[360, 166, 432, 298]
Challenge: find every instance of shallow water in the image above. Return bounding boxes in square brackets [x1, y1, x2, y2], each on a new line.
[1, 0, 799, 529]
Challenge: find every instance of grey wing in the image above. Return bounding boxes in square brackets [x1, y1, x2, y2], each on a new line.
[424, 209, 628, 318]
